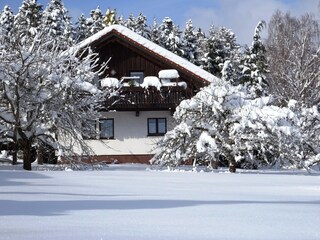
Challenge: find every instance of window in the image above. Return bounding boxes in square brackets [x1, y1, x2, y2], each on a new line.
[130, 71, 144, 85]
[148, 118, 167, 136]
[99, 119, 114, 139]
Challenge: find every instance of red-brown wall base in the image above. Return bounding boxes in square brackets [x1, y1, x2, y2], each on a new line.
[77, 154, 153, 164]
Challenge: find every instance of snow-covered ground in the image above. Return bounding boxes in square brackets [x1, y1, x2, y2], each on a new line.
[1, 164, 320, 240]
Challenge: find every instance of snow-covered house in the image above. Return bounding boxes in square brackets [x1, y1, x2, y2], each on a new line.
[77, 25, 218, 163]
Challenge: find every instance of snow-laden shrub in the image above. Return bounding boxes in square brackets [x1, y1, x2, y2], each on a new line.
[151, 79, 320, 171]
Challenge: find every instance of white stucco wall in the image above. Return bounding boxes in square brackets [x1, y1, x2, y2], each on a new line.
[85, 111, 175, 155]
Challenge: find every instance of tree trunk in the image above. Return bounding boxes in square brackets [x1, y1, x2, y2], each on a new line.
[37, 144, 43, 165]
[12, 149, 18, 166]
[229, 161, 236, 173]
[12, 127, 18, 165]
[23, 141, 32, 171]
[210, 160, 218, 169]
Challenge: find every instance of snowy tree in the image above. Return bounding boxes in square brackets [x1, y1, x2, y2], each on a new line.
[74, 13, 89, 43]
[152, 80, 250, 171]
[124, 13, 149, 38]
[41, 0, 74, 49]
[193, 28, 208, 67]
[124, 13, 135, 30]
[87, 6, 105, 36]
[182, 19, 197, 63]
[135, 13, 149, 38]
[239, 21, 268, 97]
[158, 17, 183, 56]
[0, 25, 114, 170]
[286, 100, 320, 169]
[149, 18, 161, 44]
[0, 5, 14, 38]
[266, 11, 320, 106]
[13, 0, 43, 41]
[202, 25, 240, 77]
[228, 97, 302, 170]
[151, 77, 318, 172]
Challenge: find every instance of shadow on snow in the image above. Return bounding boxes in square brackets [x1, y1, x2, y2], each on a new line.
[0, 199, 319, 217]
[0, 171, 52, 187]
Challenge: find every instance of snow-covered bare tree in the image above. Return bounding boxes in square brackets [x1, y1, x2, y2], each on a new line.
[266, 11, 320, 106]
[0, 23, 114, 170]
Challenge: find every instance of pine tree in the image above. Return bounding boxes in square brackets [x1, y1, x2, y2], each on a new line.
[149, 18, 161, 44]
[182, 19, 197, 63]
[124, 12, 149, 38]
[124, 13, 136, 30]
[14, 0, 43, 41]
[203, 25, 240, 77]
[74, 13, 89, 43]
[158, 17, 183, 56]
[194, 28, 208, 67]
[87, 6, 105, 35]
[135, 13, 149, 38]
[240, 21, 268, 97]
[41, 0, 74, 49]
[0, 5, 14, 38]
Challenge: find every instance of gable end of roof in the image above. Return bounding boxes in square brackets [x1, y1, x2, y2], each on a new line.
[77, 25, 220, 84]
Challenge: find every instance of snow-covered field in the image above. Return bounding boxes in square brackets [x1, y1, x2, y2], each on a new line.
[1, 164, 320, 240]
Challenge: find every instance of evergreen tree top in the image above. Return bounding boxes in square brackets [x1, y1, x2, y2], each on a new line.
[0, 5, 14, 34]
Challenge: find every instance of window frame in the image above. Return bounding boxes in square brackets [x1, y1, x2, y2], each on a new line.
[130, 71, 144, 85]
[147, 118, 167, 136]
[99, 118, 115, 139]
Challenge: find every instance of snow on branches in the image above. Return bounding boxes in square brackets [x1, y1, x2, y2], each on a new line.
[151, 79, 320, 172]
[0, 20, 116, 170]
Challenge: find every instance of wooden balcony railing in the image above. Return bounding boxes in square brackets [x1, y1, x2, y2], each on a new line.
[105, 86, 190, 111]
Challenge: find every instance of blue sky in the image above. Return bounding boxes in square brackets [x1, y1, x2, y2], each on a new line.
[1, 0, 319, 45]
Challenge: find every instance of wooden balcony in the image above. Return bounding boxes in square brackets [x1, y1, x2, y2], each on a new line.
[105, 86, 190, 111]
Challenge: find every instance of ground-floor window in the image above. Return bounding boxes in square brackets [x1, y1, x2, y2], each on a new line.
[148, 118, 167, 136]
[99, 119, 114, 139]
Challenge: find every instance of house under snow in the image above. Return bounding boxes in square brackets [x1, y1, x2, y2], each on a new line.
[77, 24, 218, 163]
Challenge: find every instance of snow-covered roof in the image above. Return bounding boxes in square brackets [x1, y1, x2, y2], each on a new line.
[77, 25, 219, 84]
